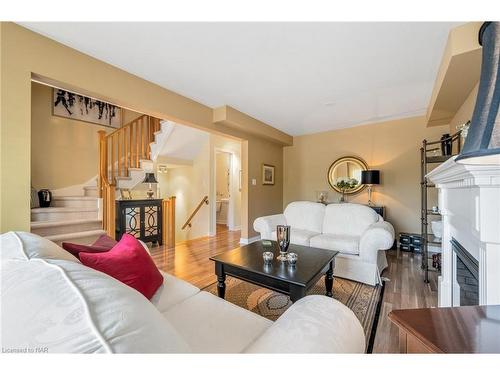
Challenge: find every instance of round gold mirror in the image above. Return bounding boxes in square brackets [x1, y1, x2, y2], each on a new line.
[327, 156, 368, 195]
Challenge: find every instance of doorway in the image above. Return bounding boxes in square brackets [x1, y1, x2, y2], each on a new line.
[213, 148, 241, 234]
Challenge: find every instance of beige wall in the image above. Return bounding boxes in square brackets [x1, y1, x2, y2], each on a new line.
[283, 116, 449, 235]
[121, 108, 143, 126]
[449, 82, 479, 134]
[161, 139, 211, 243]
[31, 82, 146, 190]
[449, 82, 479, 154]
[247, 135, 284, 238]
[215, 152, 230, 199]
[31, 82, 110, 190]
[1, 23, 285, 237]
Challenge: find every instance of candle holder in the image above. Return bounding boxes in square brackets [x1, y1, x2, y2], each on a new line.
[262, 251, 274, 265]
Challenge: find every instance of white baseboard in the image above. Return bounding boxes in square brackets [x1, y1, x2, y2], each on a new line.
[231, 225, 241, 231]
[239, 235, 260, 245]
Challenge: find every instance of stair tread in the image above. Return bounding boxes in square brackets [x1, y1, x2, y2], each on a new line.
[31, 207, 98, 213]
[52, 196, 98, 200]
[31, 218, 102, 228]
[45, 229, 106, 241]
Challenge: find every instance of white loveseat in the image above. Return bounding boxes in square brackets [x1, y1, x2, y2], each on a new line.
[1, 231, 365, 353]
[254, 202, 395, 286]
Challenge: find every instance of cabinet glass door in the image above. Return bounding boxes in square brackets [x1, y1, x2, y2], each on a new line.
[143, 205, 159, 237]
[124, 206, 141, 238]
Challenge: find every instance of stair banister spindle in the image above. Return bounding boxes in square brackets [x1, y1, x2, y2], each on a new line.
[140, 117, 145, 160]
[118, 130, 122, 177]
[135, 119, 139, 167]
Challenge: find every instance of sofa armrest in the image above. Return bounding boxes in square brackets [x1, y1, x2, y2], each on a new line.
[253, 214, 286, 240]
[243, 295, 365, 353]
[359, 220, 395, 262]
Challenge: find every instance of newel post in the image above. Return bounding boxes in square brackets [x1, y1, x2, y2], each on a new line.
[97, 130, 107, 198]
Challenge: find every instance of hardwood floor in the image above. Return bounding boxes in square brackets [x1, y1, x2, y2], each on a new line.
[150, 229, 438, 353]
[372, 249, 438, 353]
[150, 224, 240, 289]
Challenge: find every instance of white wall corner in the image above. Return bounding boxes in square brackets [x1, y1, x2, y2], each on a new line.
[240, 235, 260, 245]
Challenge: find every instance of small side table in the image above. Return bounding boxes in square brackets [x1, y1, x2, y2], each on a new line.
[367, 205, 385, 219]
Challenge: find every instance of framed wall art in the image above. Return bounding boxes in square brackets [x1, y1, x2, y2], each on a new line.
[53, 88, 122, 128]
[262, 164, 275, 185]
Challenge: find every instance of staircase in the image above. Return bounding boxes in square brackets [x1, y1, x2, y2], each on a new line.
[30, 115, 164, 246]
[30, 196, 105, 246]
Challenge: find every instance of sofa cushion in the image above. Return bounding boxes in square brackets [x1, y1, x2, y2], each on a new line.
[1, 231, 80, 263]
[322, 203, 379, 237]
[80, 234, 164, 299]
[1, 232, 191, 353]
[284, 201, 325, 233]
[62, 234, 117, 259]
[163, 291, 272, 353]
[243, 295, 365, 353]
[271, 228, 319, 247]
[150, 272, 200, 313]
[310, 234, 360, 255]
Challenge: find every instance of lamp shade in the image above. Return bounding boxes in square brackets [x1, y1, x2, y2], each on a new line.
[142, 173, 158, 184]
[456, 22, 500, 165]
[361, 170, 380, 185]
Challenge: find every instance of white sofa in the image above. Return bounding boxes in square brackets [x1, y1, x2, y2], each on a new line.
[1, 231, 365, 353]
[254, 202, 395, 286]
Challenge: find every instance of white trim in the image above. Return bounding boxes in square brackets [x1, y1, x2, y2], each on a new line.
[239, 235, 260, 245]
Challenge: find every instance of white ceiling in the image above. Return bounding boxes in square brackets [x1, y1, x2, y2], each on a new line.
[21, 22, 461, 136]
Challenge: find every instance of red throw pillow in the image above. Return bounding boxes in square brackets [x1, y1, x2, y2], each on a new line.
[62, 234, 118, 259]
[79, 234, 163, 299]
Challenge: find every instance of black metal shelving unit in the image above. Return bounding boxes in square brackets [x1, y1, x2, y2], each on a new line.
[420, 131, 462, 283]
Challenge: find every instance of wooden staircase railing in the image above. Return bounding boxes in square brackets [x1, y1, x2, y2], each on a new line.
[182, 196, 209, 230]
[98, 115, 161, 237]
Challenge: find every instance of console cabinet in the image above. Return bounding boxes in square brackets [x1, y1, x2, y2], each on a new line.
[115, 199, 163, 245]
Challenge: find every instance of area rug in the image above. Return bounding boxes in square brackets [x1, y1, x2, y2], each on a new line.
[203, 276, 383, 351]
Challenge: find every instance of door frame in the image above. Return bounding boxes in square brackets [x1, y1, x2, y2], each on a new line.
[211, 148, 240, 235]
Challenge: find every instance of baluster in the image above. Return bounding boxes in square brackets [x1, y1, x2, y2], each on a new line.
[147, 116, 151, 158]
[135, 119, 139, 167]
[124, 128, 128, 176]
[140, 117, 145, 160]
[118, 130, 122, 177]
[111, 134, 115, 183]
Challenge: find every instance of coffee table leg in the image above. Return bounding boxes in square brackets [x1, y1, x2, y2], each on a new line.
[290, 285, 306, 303]
[215, 262, 226, 299]
[325, 260, 334, 297]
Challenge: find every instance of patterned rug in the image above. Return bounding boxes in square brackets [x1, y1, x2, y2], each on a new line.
[203, 276, 384, 351]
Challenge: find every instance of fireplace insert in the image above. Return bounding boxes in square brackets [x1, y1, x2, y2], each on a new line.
[451, 238, 479, 306]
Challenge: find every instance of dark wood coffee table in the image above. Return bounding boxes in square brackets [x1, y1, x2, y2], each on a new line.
[210, 241, 339, 303]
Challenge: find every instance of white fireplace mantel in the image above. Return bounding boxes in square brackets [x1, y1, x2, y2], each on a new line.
[427, 156, 500, 306]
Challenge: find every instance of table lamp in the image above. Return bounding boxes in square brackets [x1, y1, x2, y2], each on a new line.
[361, 170, 380, 206]
[142, 172, 158, 199]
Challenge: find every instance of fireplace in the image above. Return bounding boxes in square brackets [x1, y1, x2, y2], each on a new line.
[452, 238, 479, 306]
